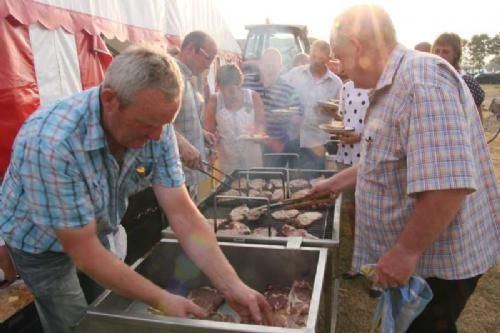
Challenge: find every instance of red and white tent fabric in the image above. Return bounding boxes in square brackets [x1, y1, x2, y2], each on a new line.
[0, 0, 241, 177]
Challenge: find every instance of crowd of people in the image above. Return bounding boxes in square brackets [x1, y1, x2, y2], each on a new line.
[0, 4, 497, 333]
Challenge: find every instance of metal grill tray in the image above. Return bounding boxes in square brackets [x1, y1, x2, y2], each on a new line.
[75, 239, 327, 333]
[165, 168, 340, 248]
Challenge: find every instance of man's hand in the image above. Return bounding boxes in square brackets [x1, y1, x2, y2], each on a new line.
[176, 132, 202, 169]
[203, 130, 217, 148]
[222, 281, 272, 325]
[155, 291, 208, 318]
[339, 132, 362, 144]
[0, 245, 17, 288]
[373, 242, 420, 289]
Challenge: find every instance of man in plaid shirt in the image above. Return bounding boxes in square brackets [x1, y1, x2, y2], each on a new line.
[312, 5, 499, 332]
[0, 45, 270, 333]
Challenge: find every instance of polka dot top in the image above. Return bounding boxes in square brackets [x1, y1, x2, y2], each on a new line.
[336, 80, 369, 165]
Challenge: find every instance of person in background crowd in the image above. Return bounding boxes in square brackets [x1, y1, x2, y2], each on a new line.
[432, 33, 485, 118]
[174, 31, 218, 202]
[414, 41, 431, 52]
[290, 52, 310, 68]
[283, 40, 343, 169]
[243, 48, 300, 167]
[0, 45, 271, 333]
[204, 64, 265, 173]
[312, 5, 498, 332]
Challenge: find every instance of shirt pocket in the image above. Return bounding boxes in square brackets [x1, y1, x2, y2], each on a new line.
[125, 160, 155, 196]
[90, 177, 108, 218]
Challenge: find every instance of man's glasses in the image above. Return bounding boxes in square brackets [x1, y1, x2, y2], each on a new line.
[199, 47, 216, 62]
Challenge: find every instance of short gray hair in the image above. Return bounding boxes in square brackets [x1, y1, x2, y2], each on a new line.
[332, 5, 397, 51]
[103, 44, 183, 108]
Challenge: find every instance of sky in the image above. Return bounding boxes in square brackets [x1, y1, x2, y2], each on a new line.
[213, 0, 499, 49]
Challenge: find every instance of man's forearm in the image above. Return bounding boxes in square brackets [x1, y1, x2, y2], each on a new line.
[331, 165, 358, 192]
[397, 189, 468, 256]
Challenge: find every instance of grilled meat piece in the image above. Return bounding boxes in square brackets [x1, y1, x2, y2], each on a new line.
[229, 205, 250, 221]
[290, 212, 323, 228]
[249, 178, 267, 190]
[271, 189, 284, 202]
[246, 206, 267, 221]
[269, 178, 284, 188]
[291, 188, 309, 199]
[271, 209, 300, 220]
[289, 179, 309, 190]
[187, 286, 224, 313]
[216, 222, 251, 236]
[281, 224, 318, 239]
[252, 226, 278, 237]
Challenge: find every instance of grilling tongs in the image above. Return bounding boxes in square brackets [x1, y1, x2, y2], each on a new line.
[255, 192, 338, 211]
[197, 160, 235, 189]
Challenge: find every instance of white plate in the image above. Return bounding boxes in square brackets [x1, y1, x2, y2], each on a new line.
[318, 100, 340, 110]
[319, 123, 355, 134]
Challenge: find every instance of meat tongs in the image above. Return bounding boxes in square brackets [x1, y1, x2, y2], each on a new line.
[254, 192, 337, 211]
[197, 160, 235, 189]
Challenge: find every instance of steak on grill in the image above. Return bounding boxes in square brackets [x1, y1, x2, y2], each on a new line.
[246, 206, 267, 221]
[289, 179, 309, 190]
[249, 178, 267, 190]
[229, 205, 250, 221]
[216, 222, 251, 236]
[291, 188, 309, 199]
[252, 226, 278, 237]
[290, 212, 323, 228]
[187, 286, 224, 313]
[271, 189, 284, 202]
[269, 179, 284, 188]
[271, 209, 300, 220]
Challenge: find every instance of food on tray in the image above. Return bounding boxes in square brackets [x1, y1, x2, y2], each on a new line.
[263, 281, 312, 328]
[229, 205, 250, 221]
[291, 212, 323, 228]
[187, 286, 225, 313]
[287, 280, 313, 326]
[272, 209, 300, 220]
[291, 188, 309, 199]
[289, 179, 309, 190]
[252, 226, 278, 237]
[281, 224, 318, 239]
[216, 222, 251, 236]
[329, 120, 345, 130]
[209, 312, 236, 322]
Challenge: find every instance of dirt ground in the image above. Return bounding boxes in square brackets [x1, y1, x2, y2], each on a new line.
[333, 85, 500, 333]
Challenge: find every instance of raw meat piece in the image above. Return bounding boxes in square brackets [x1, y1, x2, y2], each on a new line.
[263, 285, 290, 311]
[209, 312, 236, 322]
[187, 286, 224, 313]
[281, 224, 318, 239]
[249, 178, 267, 190]
[291, 188, 309, 199]
[216, 222, 251, 236]
[287, 280, 313, 326]
[289, 179, 309, 190]
[229, 205, 249, 221]
[291, 212, 323, 228]
[271, 209, 300, 220]
[271, 189, 284, 202]
[252, 226, 277, 237]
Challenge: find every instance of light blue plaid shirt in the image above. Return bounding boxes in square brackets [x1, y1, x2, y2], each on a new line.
[0, 87, 184, 253]
[353, 45, 499, 279]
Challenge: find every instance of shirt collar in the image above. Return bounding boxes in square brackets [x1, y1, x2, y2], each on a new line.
[83, 86, 106, 152]
[374, 44, 407, 92]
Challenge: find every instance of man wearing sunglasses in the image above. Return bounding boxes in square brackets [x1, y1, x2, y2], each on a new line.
[174, 31, 218, 202]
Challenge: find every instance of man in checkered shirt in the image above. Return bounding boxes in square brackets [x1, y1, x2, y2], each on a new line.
[312, 5, 499, 332]
[0, 45, 271, 333]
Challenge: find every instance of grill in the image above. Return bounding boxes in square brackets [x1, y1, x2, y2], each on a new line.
[75, 239, 328, 333]
[164, 168, 340, 248]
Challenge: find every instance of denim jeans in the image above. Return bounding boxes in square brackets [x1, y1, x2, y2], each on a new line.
[8, 247, 87, 333]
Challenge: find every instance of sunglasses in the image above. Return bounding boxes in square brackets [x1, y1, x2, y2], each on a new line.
[199, 47, 216, 62]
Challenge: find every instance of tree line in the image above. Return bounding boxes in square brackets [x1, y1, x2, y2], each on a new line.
[462, 33, 500, 73]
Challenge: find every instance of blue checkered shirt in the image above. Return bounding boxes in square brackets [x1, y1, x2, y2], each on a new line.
[353, 45, 499, 279]
[0, 87, 184, 253]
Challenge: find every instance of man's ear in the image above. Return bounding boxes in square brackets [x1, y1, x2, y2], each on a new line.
[101, 88, 119, 113]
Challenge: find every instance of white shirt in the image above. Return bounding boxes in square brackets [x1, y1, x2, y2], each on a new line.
[283, 65, 343, 148]
[336, 80, 369, 165]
